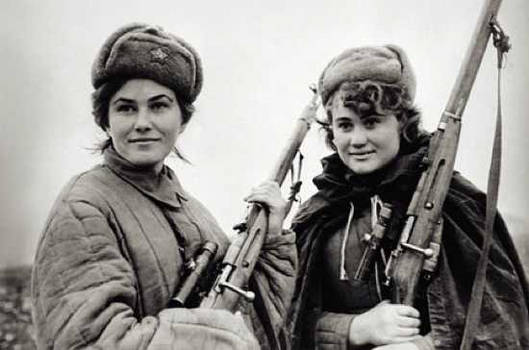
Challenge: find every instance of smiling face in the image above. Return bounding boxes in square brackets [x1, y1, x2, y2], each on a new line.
[330, 99, 401, 175]
[106, 79, 185, 173]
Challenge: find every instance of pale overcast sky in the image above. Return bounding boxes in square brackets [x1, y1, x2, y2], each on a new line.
[1, 0, 528, 266]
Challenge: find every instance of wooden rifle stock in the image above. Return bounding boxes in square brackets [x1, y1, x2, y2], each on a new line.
[200, 87, 319, 311]
[386, 0, 503, 306]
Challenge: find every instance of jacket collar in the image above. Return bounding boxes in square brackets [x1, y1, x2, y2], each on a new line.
[103, 147, 187, 209]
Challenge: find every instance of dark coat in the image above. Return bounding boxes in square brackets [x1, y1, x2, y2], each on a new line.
[32, 148, 297, 349]
[284, 142, 529, 349]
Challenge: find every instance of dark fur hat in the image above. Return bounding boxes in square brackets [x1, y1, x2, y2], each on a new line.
[91, 23, 203, 103]
[318, 45, 415, 106]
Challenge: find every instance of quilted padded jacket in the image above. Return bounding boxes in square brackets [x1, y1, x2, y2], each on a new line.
[32, 148, 297, 349]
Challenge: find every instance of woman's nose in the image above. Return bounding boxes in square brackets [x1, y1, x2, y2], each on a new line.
[134, 108, 152, 131]
[349, 127, 368, 147]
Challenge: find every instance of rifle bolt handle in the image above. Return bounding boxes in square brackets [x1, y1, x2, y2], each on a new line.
[400, 242, 434, 258]
[219, 281, 255, 302]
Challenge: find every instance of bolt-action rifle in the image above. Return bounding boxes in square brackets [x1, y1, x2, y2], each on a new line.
[172, 87, 319, 311]
[200, 87, 319, 311]
[382, 0, 505, 306]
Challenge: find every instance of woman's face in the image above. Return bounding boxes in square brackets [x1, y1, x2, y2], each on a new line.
[331, 101, 401, 175]
[106, 79, 185, 172]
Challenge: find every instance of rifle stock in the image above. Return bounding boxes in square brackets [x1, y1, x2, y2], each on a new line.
[388, 0, 503, 306]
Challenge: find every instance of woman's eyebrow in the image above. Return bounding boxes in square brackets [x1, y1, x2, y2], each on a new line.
[359, 115, 373, 120]
[111, 97, 135, 105]
[334, 116, 352, 121]
[148, 94, 174, 103]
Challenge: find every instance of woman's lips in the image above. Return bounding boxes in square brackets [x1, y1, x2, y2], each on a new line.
[129, 138, 160, 144]
[349, 150, 375, 160]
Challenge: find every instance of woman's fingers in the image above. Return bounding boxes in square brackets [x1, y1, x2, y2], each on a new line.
[244, 191, 275, 207]
[396, 305, 420, 318]
[395, 324, 420, 336]
[244, 181, 284, 209]
[243, 180, 287, 236]
[397, 315, 421, 328]
[352, 301, 423, 346]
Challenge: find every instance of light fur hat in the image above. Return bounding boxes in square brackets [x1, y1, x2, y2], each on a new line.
[318, 44, 416, 105]
[91, 23, 203, 103]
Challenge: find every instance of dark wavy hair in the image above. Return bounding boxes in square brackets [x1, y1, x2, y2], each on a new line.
[91, 77, 195, 160]
[319, 80, 426, 155]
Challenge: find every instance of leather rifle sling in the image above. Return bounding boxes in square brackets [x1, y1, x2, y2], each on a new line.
[459, 19, 510, 350]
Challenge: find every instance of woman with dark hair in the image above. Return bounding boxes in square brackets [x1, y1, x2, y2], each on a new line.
[284, 45, 529, 349]
[31, 23, 296, 350]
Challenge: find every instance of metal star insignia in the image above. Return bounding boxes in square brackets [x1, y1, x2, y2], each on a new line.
[150, 48, 169, 63]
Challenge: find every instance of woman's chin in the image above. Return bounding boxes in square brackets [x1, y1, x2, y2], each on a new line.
[347, 162, 379, 175]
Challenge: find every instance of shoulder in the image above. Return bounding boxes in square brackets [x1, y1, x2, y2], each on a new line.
[40, 165, 128, 242]
[35, 166, 127, 266]
[292, 194, 329, 226]
[50, 165, 124, 214]
[290, 193, 332, 244]
[449, 171, 485, 201]
[445, 171, 486, 217]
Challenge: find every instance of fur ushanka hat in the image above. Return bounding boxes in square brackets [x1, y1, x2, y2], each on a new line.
[318, 45, 416, 106]
[91, 23, 203, 103]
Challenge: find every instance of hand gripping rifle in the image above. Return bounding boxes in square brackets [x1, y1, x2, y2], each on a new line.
[190, 87, 319, 311]
[383, 0, 505, 307]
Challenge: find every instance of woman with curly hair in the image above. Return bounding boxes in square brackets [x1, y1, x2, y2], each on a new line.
[284, 45, 529, 349]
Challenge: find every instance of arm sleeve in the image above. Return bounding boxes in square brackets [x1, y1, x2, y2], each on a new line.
[32, 200, 160, 349]
[250, 230, 298, 335]
[314, 311, 356, 350]
[33, 198, 267, 350]
[410, 333, 435, 350]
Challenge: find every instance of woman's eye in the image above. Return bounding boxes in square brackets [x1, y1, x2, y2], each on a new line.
[150, 102, 169, 111]
[363, 117, 380, 128]
[337, 122, 353, 131]
[116, 104, 136, 113]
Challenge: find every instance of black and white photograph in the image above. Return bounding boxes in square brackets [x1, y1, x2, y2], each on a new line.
[1, 0, 528, 348]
